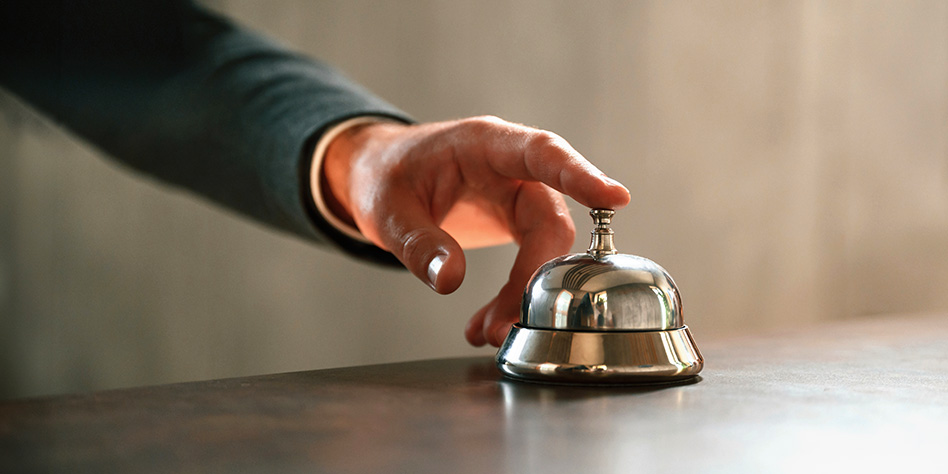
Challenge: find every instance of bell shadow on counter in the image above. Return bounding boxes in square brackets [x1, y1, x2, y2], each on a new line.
[463, 355, 702, 402]
[495, 375, 702, 403]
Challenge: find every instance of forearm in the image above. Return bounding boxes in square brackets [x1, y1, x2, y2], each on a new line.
[0, 0, 410, 264]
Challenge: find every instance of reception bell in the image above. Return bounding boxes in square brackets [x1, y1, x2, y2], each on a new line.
[495, 209, 704, 384]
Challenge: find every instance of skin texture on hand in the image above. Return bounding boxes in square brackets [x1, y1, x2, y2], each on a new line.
[322, 116, 631, 347]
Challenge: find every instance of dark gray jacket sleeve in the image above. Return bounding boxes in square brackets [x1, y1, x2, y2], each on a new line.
[0, 0, 410, 266]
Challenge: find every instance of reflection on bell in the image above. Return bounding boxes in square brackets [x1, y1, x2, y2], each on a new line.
[495, 209, 704, 384]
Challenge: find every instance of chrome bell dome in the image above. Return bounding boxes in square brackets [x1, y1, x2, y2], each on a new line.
[496, 209, 703, 385]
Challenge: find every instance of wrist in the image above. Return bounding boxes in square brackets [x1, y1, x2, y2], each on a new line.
[322, 122, 374, 228]
[322, 120, 408, 226]
[310, 117, 401, 243]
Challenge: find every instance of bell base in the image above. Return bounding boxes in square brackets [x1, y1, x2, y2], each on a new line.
[495, 324, 703, 385]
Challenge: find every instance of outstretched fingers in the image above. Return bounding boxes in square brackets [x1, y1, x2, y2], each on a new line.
[471, 182, 576, 346]
[447, 116, 631, 210]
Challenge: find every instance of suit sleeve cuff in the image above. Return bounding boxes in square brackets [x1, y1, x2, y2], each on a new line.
[309, 116, 393, 244]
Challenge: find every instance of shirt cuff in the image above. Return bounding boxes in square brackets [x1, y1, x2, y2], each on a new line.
[309, 116, 390, 244]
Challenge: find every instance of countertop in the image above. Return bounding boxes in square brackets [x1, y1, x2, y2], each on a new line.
[2, 313, 947, 473]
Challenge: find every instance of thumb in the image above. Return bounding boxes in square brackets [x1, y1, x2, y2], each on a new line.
[374, 198, 466, 294]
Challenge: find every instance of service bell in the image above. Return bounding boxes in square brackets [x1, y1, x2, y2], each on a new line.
[495, 209, 704, 384]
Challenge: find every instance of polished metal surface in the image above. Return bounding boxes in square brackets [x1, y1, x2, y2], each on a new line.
[521, 253, 682, 331]
[496, 324, 703, 384]
[521, 209, 682, 331]
[498, 208, 701, 384]
[2, 313, 947, 473]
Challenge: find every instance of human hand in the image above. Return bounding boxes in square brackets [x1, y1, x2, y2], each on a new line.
[321, 116, 630, 347]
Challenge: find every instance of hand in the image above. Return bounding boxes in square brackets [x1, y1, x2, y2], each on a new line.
[322, 116, 630, 346]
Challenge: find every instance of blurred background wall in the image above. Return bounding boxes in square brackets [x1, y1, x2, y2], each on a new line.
[1, 0, 946, 398]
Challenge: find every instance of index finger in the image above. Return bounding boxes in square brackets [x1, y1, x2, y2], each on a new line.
[445, 116, 632, 210]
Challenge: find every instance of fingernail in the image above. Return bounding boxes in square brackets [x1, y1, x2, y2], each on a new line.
[427, 253, 446, 291]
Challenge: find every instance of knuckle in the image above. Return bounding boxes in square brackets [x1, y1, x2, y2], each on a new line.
[530, 130, 566, 153]
[398, 228, 433, 266]
[460, 115, 506, 132]
[473, 114, 505, 125]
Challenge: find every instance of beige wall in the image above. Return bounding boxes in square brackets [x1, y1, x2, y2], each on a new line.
[2, 0, 946, 398]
